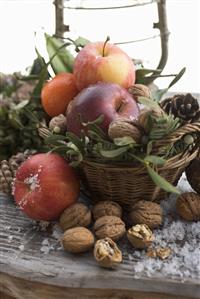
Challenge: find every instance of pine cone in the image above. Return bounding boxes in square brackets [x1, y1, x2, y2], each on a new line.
[160, 93, 200, 122]
[0, 149, 37, 195]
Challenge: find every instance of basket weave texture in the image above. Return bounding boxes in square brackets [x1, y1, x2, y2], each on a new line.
[79, 121, 200, 206]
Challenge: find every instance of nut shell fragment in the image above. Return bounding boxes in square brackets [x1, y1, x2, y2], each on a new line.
[176, 192, 200, 221]
[94, 237, 122, 268]
[127, 224, 154, 249]
[59, 203, 91, 231]
[94, 215, 126, 241]
[61, 227, 94, 253]
[146, 247, 171, 260]
[92, 200, 122, 220]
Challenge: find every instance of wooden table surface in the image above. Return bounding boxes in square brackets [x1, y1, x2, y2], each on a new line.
[0, 192, 200, 299]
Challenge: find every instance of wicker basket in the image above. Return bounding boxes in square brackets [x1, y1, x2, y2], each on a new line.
[79, 121, 200, 206]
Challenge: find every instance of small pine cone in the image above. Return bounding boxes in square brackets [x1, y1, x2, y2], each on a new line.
[108, 118, 143, 143]
[160, 93, 200, 122]
[0, 149, 36, 195]
[49, 114, 67, 134]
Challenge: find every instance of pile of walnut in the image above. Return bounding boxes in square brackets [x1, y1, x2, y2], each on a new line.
[59, 192, 200, 268]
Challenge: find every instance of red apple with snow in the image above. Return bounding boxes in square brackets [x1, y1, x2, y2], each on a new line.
[13, 153, 80, 221]
[73, 40, 135, 91]
[66, 82, 139, 136]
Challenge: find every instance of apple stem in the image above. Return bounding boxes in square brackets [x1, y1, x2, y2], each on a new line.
[102, 36, 110, 57]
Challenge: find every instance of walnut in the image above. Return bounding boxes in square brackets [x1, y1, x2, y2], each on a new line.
[185, 158, 200, 194]
[92, 201, 122, 220]
[61, 227, 94, 253]
[128, 200, 163, 229]
[128, 84, 151, 101]
[94, 216, 126, 241]
[127, 224, 154, 249]
[108, 119, 142, 143]
[59, 203, 92, 231]
[176, 192, 200, 221]
[94, 237, 122, 268]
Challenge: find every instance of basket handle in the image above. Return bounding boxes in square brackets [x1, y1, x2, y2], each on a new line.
[153, 121, 200, 152]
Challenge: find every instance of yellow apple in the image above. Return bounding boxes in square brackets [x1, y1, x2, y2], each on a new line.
[73, 41, 136, 91]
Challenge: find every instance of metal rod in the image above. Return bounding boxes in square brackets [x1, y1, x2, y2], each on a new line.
[145, 0, 170, 84]
[63, 0, 160, 10]
[54, 0, 69, 37]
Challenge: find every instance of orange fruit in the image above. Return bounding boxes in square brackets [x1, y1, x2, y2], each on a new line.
[41, 72, 78, 117]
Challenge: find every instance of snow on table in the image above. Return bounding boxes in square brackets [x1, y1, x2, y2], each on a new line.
[0, 173, 199, 299]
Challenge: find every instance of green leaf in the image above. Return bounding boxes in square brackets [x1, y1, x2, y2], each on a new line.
[136, 68, 162, 78]
[45, 134, 68, 144]
[99, 146, 129, 158]
[146, 141, 153, 155]
[144, 155, 166, 166]
[152, 88, 168, 102]
[74, 36, 90, 48]
[113, 136, 136, 146]
[138, 97, 160, 110]
[65, 132, 85, 153]
[146, 165, 180, 194]
[45, 33, 75, 74]
[82, 114, 104, 126]
[168, 67, 186, 89]
[14, 100, 29, 110]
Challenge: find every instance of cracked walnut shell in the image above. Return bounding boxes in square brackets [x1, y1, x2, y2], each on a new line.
[61, 227, 94, 253]
[176, 192, 200, 221]
[128, 200, 163, 229]
[94, 237, 122, 268]
[127, 224, 154, 249]
[92, 200, 122, 220]
[59, 203, 91, 231]
[94, 215, 126, 241]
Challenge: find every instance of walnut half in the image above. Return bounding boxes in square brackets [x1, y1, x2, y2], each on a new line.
[94, 237, 122, 268]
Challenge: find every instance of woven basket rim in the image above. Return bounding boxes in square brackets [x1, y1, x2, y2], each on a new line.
[81, 147, 199, 171]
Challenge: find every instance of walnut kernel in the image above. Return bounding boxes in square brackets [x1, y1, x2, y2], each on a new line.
[127, 224, 154, 249]
[94, 237, 122, 268]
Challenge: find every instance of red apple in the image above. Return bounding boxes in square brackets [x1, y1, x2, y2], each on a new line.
[13, 153, 80, 221]
[73, 41, 135, 91]
[66, 82, 139, 136]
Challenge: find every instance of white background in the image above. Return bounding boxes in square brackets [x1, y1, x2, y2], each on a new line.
[0, 0, 199, 93]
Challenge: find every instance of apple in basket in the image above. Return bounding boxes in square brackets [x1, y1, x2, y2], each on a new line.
[13, 153, 80, 221]
[66, 82, 140, 136]
[73, 40, 136, 91]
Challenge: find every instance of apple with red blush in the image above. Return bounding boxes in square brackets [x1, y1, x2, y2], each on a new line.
[73, 40, 135, 91]
[13, 153, 80, 221]
[66, 82, 139, 136]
